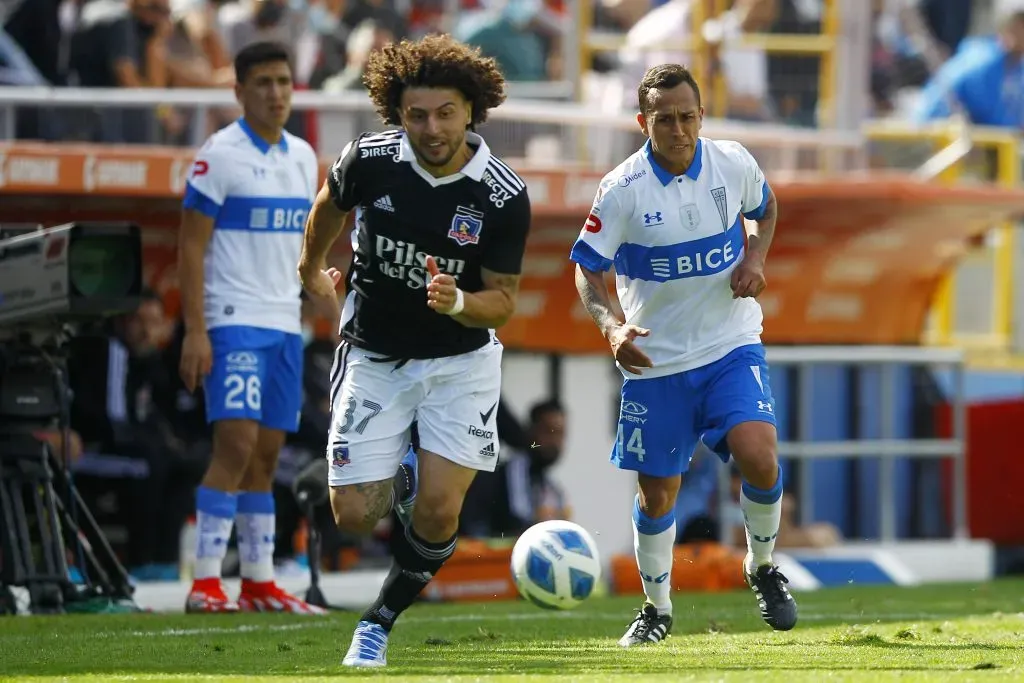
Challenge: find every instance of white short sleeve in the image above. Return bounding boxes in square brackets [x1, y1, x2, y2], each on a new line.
[568, 180, 630, 273]
[736, 143, 770, 220]
[182, 141, 232, 218]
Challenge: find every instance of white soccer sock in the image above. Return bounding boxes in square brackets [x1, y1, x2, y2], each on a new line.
[194, 486, 237, 581]
[632, 495, 676, 615]
[740, 467, 783, 574]
[236, 492, 276, 583]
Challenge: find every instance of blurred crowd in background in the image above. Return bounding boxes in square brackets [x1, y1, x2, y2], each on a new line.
[1, 0, 1023, 146]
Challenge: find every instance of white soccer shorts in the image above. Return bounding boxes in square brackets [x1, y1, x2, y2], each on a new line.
[326, 339, 503, 487]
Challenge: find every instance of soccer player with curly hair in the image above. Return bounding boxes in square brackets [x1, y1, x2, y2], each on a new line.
[297, 34, 532, 667]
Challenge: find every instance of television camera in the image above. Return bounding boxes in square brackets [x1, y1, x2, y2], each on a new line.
[0, 222, 144, 614]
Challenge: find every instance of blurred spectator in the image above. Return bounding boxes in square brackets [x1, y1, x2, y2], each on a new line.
[68, 290, 206, 581]
[2, 0, 63, 139]
[315, 17, 393, 92]
[218, 0, 309, 78]
[674, 450, 842, 549]
[454, 0, 554, 82]
[913, 2, 1024, 127]
[460, 399, 569, 538]
[68, 0, 175, 143]
[342, 0, 406, 41]
[765, 0, 821, 127]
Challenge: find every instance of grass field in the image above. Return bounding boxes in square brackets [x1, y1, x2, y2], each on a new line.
[1, 580, 1023, 682]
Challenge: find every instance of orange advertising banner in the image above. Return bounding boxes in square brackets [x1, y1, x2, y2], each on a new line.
[3, 142, 1023, 351]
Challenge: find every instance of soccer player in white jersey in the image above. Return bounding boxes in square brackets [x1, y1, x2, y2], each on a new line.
[570, 63, 796, 645]
[177, 42, 326, 614]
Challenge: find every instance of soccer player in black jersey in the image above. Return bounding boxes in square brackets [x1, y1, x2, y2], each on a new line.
[296, 34, 531, 668]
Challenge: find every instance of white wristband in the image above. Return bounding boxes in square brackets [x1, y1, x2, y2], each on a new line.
[446, 288, 465, 316]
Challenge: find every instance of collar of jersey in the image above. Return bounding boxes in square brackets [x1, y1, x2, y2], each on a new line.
[237, 117, 289, 155]
[398, 131, 490, 185]
[643, 138, 702, 185]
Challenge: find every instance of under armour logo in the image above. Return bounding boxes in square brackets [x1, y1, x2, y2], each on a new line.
[644, 212, 662, 225]
[757, 400, 773, 413]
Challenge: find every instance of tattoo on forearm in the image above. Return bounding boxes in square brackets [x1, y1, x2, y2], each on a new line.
[576, 268, 618, 332]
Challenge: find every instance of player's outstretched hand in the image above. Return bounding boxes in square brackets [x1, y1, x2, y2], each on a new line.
[608, 324, 654, 375]
[299, 266, 343, 321]
[179, 329, 212, 394]
[425, 255, 460, 314]
[731, 256, 767, 299]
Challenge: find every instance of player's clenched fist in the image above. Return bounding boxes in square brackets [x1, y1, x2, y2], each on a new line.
[425, 255, 462, 315]
[179, 329, 212, 393]
[730, 255, 767, 299]
[607, 324, 654, 375]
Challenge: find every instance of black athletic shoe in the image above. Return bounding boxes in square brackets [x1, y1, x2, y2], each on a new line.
[746, 563, 798, 631]
[617, 602, 673, 647]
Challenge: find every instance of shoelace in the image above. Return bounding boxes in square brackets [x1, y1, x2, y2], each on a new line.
[758, 566, 791, 602]
[353, 623, 388, 658]
[628, 607, 660, 640]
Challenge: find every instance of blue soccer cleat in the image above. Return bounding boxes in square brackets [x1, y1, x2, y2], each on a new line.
[342, 620, 389, 667]
[393, 446, 418, 528]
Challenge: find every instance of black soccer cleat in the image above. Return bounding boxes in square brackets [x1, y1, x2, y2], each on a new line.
[617, 602, 673, 647]
[745, 563, 798, 631]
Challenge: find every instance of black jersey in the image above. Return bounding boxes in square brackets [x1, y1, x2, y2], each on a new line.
[327, 129, 531, 359]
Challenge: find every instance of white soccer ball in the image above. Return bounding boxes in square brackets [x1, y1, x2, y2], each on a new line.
[510, 520, 602, 610]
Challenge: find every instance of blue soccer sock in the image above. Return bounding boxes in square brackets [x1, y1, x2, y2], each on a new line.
[194, 486, 237, 581]
[740, 466, 783, 573]
[237, 491, 276, 583]
[632, 495, 675, 615]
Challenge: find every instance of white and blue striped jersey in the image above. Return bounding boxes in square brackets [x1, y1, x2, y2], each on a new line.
[182, 118, 319, 334]
[570, 137, 771, 378]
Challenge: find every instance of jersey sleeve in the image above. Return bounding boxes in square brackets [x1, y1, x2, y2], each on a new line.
[181, 142, 231, 219]
[481, 190, 531, 275]
[736, 144, 771, 220]
[568, 180, 628, 273]
[326, 138, 362, 211]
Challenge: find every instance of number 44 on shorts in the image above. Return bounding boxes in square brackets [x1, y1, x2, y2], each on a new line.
[617, 424, 646, 462]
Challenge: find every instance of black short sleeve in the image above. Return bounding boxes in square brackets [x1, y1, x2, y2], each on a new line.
[327, 138, 362, 211]
[106, 16, 138, 66]
[481, 190, 531, 275]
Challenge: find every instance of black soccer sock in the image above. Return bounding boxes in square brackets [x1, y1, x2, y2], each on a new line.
[362, 523, 456, 631]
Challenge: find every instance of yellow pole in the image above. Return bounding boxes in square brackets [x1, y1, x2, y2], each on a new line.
[711, 0, 729, 117]
[993, 136, 1019, 344]
[577, 0, 593, 92]
[817, 0, 839, 129]
[691, 0, 708, 105]
[932, 132, 964, 345]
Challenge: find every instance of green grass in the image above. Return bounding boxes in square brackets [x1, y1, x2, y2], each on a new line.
[2, 581, 1024, 682]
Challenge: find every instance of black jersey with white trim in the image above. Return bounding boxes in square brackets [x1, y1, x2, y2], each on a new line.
[327, 130, 531, 359]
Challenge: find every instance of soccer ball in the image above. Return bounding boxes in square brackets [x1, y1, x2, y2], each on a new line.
[510, 520, 602, 610]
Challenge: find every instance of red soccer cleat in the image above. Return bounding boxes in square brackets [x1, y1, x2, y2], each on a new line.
[185, 578, 240, 613]
[237, 579, 328, 615]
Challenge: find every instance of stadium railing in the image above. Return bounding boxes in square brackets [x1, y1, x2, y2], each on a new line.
[576, 0, 845, 126]
[864, 119, 1023, 366]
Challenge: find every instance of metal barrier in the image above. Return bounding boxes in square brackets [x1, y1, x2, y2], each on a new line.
[864, 120, 1021, 360]
[0, 86, 866, 171]
[717, 346, 967, 544]
[578, 0, 843, 125]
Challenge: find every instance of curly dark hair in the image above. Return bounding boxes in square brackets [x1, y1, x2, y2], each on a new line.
[362, 34, 507, 127]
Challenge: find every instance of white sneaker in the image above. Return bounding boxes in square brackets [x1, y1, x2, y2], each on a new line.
[342, 620, 389, 668]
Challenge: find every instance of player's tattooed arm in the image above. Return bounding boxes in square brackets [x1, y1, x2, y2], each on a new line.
[745, 186, 778, 264]
[574, 264, 622, 339]
[451, 268, 521, 329]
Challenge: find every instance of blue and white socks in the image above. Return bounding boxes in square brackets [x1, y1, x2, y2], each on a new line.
[193, 487, 277, 583]
[237, 491, 276, 583]
[632, 495, 676, 615]
[194, 486, 236, 580]
[740, 466, 783, 575]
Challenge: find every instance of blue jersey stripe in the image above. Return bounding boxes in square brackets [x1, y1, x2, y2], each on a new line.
[215, 195, 311, 233]
[569, 240, 615, 273]
[183, 183, 220, 218]
[743, 182, 771, 220]
[614, 216, 744, 283]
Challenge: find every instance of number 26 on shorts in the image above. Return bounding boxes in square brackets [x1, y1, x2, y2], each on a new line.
[224, 373, 261, 411]
[617, 424, 646, 463]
